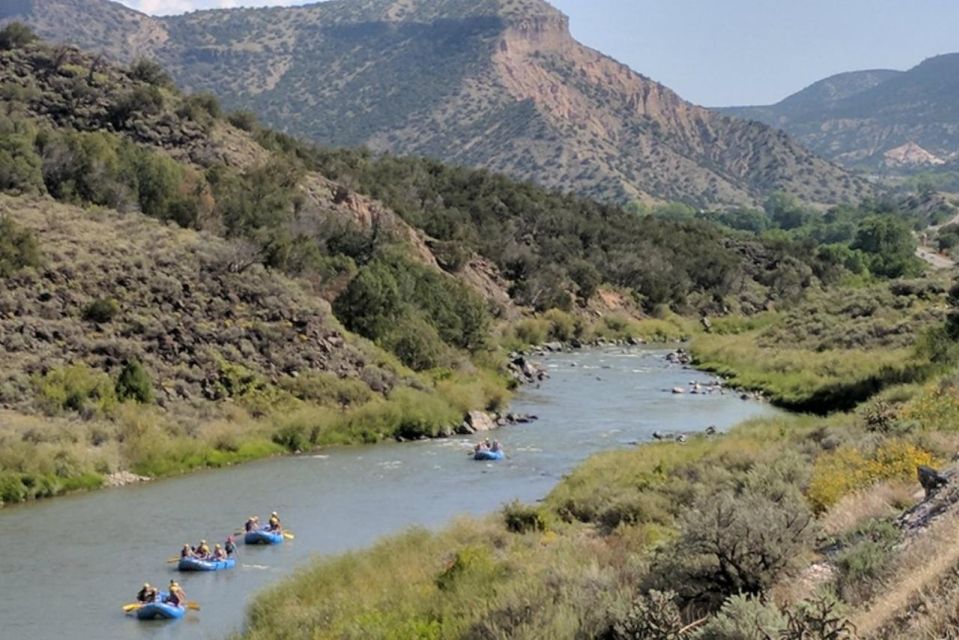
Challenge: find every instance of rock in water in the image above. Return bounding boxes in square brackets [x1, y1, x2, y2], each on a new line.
[466, 411, 497, 433]
[918, 465, 949, 496]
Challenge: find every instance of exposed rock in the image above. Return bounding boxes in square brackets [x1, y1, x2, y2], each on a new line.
[666, 349, 692, 365]
[104, 471, 150, 487]
[918, 465, 949, 497]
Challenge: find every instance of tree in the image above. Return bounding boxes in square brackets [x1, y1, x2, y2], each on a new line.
[851, 216, 920, 278]
[764, 191, 811, 230]
[0, 22, 37, 50]
[116, 359, 154, 403]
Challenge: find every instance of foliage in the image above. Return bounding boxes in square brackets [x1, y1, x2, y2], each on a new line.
[657, 486, 815, 605]
[696, 594, 786, 640]
[0, 22, 37, 50]
[0, 116, 43, 194]
[82, 297, 119, 324]
[115, 359, 154, 404]
[34, 365, 117, 416]
[502, 500, 550, 534]
[333, 253, 489, 369]
[0, 216, 41, 277]
[806, 440, 936, 512]
[128, 58, 173, 88]
[610, 590, 683, 640]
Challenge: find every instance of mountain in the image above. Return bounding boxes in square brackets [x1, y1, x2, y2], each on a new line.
[721, 56, 959, 171]
[1, 0, 868, 206]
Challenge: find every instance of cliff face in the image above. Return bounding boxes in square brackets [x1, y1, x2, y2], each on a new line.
[4, 0, 869, 206]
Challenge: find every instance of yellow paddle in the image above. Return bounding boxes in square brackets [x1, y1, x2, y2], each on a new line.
[282, 531, 295, 540]
[186, 601, 201, 611]
[166, 556, 180, 563]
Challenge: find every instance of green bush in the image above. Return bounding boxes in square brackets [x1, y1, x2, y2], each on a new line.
[0, 216, 41, 277]
[35, 365, 117, 416]
[227, 110, 259, 131]
[0, 116, 43, 194]
[656, 487, 815, 605]
[502, 500, 549, 533]
[128, 58, 173, 87]
[82, 298, 119, 324]
[610, 590, 683, 640]
[696, 594, 786, 639]
[115, 359, 154, 404]
[0, 22, 37, 50]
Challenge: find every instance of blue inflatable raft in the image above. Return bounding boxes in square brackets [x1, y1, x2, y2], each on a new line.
[244, 528, 284, 545]
[136, 594, 185, 620]
[474, 449, 505, 461]
[177, 556, 236, 571]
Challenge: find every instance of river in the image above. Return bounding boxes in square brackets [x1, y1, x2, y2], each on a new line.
[0, 347, 779, 640]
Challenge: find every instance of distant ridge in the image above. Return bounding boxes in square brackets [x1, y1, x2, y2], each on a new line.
[721, 56, 959, 171]
[3, 0, 869, 206]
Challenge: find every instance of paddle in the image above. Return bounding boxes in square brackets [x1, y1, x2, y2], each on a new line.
[185, 601, 201, 611]
[122, 603, 142, 613]
[282, 531, 295, 540]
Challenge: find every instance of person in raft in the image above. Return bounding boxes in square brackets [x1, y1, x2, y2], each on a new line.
[136, 583, 158, 604]
[164, 580, 186, 607]
[474, 439, 492, 454]
[490, 440, 502, 453]
[224, 535, 237, 557]
[194, 539, 211, 559]
[244, 516, 258, 532]
[267, 511, 282, 533]
[180, 544, 194, 559]
[212, 544, 228, 561]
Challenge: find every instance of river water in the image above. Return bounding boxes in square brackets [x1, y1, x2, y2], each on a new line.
[0, 347, 779, 640]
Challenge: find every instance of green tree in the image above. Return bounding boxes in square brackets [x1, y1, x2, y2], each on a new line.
[0, 117, 43, 194]
[0, 22, 37, 50]
[116, 359, 154, 403]
[0, 217, 41, 277]
[765, 191, 811, 230]
[851, 216, 921, 278]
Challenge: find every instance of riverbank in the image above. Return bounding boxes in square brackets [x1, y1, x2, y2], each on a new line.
[234, 278, 959, 639]
[0, 346, 776, 640]
[0, 307, 700, 508]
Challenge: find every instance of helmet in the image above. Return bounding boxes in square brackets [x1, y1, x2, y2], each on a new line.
[169, 579, 176, 585]
[200, 539, 207, 544]
[215, 544, 222, 548]
[271, 511, 278, 516]
[143, 583, 150, 589]
[183, 544, 190, 548]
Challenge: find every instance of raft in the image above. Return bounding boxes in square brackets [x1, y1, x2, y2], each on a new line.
[474, 449, 505, 461]
[177, 556, 236, 571]
[244, 528, 284, 545]
[135, 594, 185, 620]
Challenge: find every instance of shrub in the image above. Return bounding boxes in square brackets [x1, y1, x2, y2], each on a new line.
[177, 92, 222, 127]
[0, 22, 37, 50]
[0, 216, 41, 277]
[128, 58, 173, 87]
[657, 487, 815, 605]
[503, 500, 549, 533]
[115, 359, 154, 404]
[227, 110, 259, 131]
[807, 440, 936, 512]
[610, 590, 683, 640]
[696, 594, 786, 639]
[0, 116, 43, 194]
[780, 596, 856, 640]
[435, 545, 500, 592]
[82, 298, 119, 324]
[833, 518, 899, 604]
[35, 365, 117, 416]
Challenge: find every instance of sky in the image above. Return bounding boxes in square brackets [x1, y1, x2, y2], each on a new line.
[116, 0, 959, 106]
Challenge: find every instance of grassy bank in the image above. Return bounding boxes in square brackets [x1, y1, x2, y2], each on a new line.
[0, 365, 510, 506]
[691, 280, 948, 412]
[234, 372, 959, 639]
[233, 279, 959, 639]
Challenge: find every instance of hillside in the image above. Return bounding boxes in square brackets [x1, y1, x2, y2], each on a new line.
[722, 56, 959, 171]
[2, 0, 868, 206]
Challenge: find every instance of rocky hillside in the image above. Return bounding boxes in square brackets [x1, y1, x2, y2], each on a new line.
[722, 56, 959, 171]
[3, 0, 868, 206]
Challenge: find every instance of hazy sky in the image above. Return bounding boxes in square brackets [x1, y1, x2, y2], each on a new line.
[116, 0, 959, 106]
